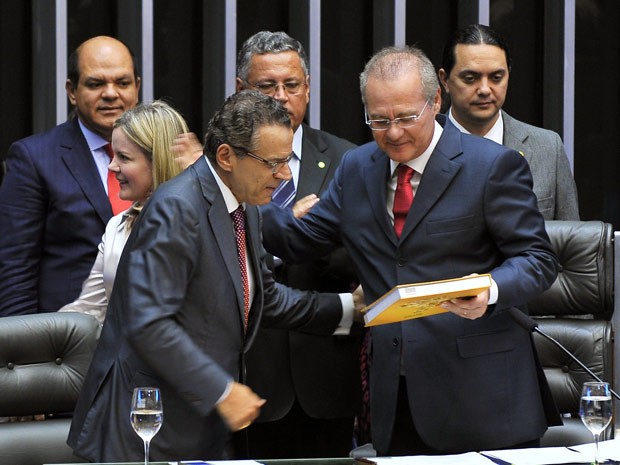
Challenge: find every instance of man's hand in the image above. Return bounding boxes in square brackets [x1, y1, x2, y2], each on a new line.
[292, 194, 319, 218]
[440, 288, 490, 320]
[171, 132, 204, 170]
[352, 284, 366, 323]
[215, 382, 266, 431]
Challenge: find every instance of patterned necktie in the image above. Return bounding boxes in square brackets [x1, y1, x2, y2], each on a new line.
[104, 143, 132, 215]
[271, 178, 296, 208]
[393, 164, 415, 237]
[231, 206, 250, 328]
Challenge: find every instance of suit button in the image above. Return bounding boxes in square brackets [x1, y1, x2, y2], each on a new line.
[392, 338, 399, 347]
[397, 260, 405, 267]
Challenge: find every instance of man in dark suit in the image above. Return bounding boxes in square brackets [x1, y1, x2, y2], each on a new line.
[234, 31, 360, 458]
[67, 91, 360, 462]
[438, 24, 579, 220]
[262, 46, 561, 455]
[0, 36, 139, 315]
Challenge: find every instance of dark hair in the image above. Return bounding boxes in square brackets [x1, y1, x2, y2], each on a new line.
[237, 31, 309, 82]
[359, 45, 439, 106]
[204, 90, 291, 163]
[67, 37, 139, 87]
[441, 24, 512, 77]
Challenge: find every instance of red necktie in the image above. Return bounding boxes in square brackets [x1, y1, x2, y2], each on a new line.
[104, 143, 132, 215]
[231, 206, 250, 329]
[393, 165, 415, 237]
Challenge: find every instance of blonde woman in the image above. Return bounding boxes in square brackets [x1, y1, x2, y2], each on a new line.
[60, 100, 192, 323]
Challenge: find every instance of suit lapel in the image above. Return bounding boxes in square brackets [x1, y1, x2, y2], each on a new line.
[362, 148, 395, 244]
[60, 119, 113, 223]
[194, 159, 247, 329]
[502, 111, 532, 163]
[400, 125, 463, 240]
[297, 125, 333, 198]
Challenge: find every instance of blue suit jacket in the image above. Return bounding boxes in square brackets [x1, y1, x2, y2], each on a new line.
[67, 157, 344, 462]
[262, 122, 559, 454]
[0, 118, 112, 315]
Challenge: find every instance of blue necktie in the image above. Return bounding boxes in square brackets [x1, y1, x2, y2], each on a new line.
[271, 178, 296, 208]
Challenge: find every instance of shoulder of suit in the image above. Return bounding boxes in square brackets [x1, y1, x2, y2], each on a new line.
[502, 111, 562, 142]
[302, 124, 357, 151]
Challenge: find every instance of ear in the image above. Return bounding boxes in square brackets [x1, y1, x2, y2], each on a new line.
[216, 144, 234, 173]
[134, 76, 142, 103]
[65, 79, 77, 105]
[438, 69, 449, 94]
[303, 75, 310, 104]
[235, 77, 245, 93]
[432, 87, 442, 113]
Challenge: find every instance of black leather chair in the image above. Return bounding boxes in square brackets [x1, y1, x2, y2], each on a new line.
[0, 312, 99, 465]
[528, 220, 616, 447]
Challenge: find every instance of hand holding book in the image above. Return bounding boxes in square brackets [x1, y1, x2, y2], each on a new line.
[362, 273, 492, 327]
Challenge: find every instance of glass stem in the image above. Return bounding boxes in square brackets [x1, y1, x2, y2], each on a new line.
[594, 432, 600, 464]
[144, 439, 150, 465]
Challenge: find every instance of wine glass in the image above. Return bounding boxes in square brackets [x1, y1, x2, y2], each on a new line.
[131, 387, 163, 465]
[579, 381, 613, 464]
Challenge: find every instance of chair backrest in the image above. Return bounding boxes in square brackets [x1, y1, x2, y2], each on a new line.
[527, 220, 615, 446]
[0, 312, 99, 465]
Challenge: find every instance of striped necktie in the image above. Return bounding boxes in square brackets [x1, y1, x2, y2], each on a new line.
[271, 178, 296, 208]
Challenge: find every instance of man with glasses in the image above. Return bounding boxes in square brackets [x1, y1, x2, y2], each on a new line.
[68, 90, 363, 463]
[261, 45, 561, 456]
[234, 31, 360, 459]
[438, 24, 579, 220]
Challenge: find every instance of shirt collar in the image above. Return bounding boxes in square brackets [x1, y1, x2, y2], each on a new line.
[206, 157, 244, 214]
[447, 107, 504, 144]
[77, 118, 109, 152]
[293, 124, 303, 159]
[390, 120, 443, 176]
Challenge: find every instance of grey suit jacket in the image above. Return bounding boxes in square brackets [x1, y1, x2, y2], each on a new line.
[67, 157, 343, 463]
[502, 111, 579, 220]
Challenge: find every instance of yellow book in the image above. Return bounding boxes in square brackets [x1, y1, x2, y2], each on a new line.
[362, 274, 492, 327]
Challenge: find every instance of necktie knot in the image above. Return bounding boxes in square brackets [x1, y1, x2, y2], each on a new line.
[104, 143, 114, 160]
[231, 205, 245, 234]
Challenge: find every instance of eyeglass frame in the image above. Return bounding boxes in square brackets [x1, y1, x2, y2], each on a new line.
[365, 100, 430, 131]
[245, 79, 308, 97]
[228, 144, 294, 174]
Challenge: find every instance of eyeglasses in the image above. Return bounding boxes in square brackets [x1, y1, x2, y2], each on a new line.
[249, 80, 306, 96]
[229, 144, 294, 174]
[365, 100, 430, 131]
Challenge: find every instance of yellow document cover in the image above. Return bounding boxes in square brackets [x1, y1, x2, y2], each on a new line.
[362, 274, 492, 327]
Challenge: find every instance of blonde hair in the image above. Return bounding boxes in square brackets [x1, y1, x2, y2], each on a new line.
[113, 100, 189, 190]
[113, 100, 189, 228]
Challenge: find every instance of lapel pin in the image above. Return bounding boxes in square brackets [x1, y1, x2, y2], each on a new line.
[317, 161, 326, 169]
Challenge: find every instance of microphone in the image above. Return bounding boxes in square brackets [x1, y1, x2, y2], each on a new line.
[507, 307, 620, 401]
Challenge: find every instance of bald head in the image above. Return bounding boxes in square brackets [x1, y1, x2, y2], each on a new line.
[65, 36, 141, 140]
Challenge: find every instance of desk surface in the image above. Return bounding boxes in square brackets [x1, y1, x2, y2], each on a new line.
[46, 459, 357, 465]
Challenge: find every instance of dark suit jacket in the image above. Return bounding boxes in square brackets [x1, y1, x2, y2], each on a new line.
[0, 118, 112, 315]
[67, 157, 344, 463]
[262, 122, 559, 454]
[247, 124, 359, 421]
